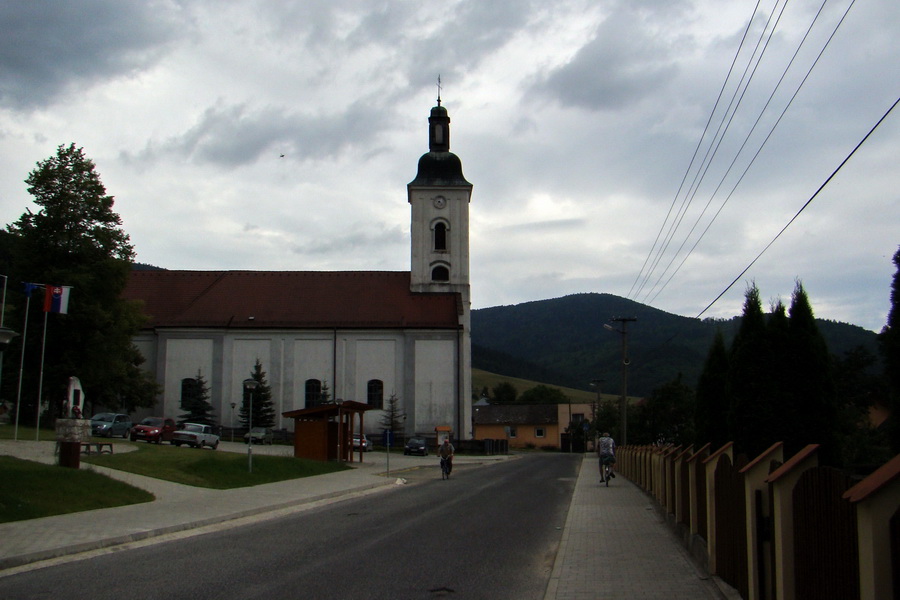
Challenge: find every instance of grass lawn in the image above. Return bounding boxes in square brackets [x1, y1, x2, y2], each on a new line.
[0, 424, 58, 441]
[82, 442, 350, 489]
[0, 455, 154, 523]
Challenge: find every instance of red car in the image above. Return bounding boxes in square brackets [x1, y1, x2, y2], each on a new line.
[130, 417, 177, 444]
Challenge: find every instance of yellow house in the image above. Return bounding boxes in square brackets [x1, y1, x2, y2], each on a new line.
[472, 402, 596, 449]
[473, 404, 557, 449]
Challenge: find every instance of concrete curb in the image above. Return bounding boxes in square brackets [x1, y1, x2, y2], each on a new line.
[0, 478, 395, 571]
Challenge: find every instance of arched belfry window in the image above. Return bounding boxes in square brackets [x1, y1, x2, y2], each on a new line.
[434, 222, 447, 251]
[305, 379, 322, 407]
[432, 265, 450, 282]
[367, 379, 384, 409]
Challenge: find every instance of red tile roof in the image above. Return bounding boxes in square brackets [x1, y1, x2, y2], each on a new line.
[123, 270, 462, 330]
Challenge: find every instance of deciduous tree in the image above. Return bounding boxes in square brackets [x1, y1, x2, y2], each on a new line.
[3, 144, 158, 422]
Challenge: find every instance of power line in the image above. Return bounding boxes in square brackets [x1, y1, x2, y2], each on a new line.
[626, 0, 763, 299]
[696, 95, 900, 319]
[638, 0, 791, 304]
[648, 0, 846, 305]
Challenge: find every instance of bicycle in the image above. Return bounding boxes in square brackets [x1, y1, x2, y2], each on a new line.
[440, 457, 452, 480]
[599, 455, 615, 486]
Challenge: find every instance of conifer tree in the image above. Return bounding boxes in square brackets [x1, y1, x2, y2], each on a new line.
[766, 299, 796, 449]
[878, 246, 900, 452]
[727, 284, 776, 457]
[694, 329, 729, 448]
[239, 359, 276, 429]
[178, 370, 215, 425]
[379, 393, 407, 438]
[786, 282, 838, 461]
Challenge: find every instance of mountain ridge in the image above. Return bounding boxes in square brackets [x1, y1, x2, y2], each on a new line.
[471, 292, 878, 397]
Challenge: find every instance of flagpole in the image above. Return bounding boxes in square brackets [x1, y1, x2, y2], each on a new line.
[35, 309, 49, 441]
[13, 292, 32, 442]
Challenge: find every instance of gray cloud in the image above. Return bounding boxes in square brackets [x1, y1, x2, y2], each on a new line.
[530, 5, 682, 111]
[0, 2, 183, 110]
[126, 98, 398, 167]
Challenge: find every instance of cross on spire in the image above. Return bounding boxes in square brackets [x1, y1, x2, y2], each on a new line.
[437, 74, 442, 106]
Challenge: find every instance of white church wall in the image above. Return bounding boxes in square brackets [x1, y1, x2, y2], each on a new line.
[355, 338, 399, 432]
[413, 338, 456, 434]
[164, 338, 213, 419]
[291, 338, 333, 410]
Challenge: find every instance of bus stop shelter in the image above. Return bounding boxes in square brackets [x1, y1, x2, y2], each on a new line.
[282, 401, 371, 463]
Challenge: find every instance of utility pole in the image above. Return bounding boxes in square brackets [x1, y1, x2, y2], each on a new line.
[604, 317, 636, 446]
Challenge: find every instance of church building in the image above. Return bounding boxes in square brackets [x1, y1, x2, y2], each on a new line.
[123, 100, 474, 439]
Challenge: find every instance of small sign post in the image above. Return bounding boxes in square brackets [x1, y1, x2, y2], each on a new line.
[383, 429, 394, 476]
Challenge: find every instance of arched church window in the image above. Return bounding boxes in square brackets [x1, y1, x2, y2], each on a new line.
[432, 266, 450, 282]
[180, 377, 199, 409]
[434, 222, 447, 251]
[305, 379, 322, 407]
[367, 379, 384, 409]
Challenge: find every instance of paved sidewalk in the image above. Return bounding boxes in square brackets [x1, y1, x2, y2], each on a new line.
[544, 456, 726, 600]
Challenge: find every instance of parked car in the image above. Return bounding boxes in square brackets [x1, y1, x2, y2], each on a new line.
[172, 423, 220, 449]
[91, 413, 132, 438]
[244, 427, 273, 445]
[404, 437, 428, 456]
[353, 433, 373, 452]
[130, 417, 176, 444]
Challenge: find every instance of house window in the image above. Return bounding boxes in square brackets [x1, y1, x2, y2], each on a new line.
[572, 413, 584, 423]
[535, 427, 545, 438]
[180, 378, 199, 409]
[508, 426, 517, 438]
[434, 222, 447, 251]
[305, 379, 323, 407]
[431, 266, 449, 281]
[367, 379, 384, 409]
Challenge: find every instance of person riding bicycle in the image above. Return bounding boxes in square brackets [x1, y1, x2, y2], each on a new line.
[597, 432, 616, 480]
[438, 438, 454, 474]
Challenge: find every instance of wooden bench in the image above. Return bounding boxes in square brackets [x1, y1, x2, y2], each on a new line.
[56, 441, 115, 455]
[81, 442, 114, 455]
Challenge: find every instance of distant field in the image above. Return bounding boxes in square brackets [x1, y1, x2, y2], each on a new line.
[472, 368, 625, 404]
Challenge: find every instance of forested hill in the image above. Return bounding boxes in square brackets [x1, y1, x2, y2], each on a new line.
[471, 293, 879, 398]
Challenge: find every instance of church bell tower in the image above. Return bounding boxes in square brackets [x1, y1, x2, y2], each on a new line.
[407, 94, 473, 439]
[407, 98, 472, 301]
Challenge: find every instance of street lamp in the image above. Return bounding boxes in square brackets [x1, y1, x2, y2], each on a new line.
[604, 317, 636, 447]
[243, 379, 259, 473]
[229, 402, 236, 442]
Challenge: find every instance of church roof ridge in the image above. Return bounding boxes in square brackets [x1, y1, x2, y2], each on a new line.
[124, 270, 461, 330]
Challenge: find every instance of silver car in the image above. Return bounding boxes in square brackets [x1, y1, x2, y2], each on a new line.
[244, 427, 274, 445]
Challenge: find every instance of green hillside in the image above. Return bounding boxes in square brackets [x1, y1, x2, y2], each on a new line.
[472, 368, 620, 405]
[472, 293, 879, 397]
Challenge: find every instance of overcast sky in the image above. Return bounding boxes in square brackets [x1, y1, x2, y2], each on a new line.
[0, 0, 897, 332]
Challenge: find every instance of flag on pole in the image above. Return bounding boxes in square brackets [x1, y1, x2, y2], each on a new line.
[23, 282, 41, 298]
[44, 285, 71, 314]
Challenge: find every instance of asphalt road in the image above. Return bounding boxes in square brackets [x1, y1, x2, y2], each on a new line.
[0, 453, 581, 600]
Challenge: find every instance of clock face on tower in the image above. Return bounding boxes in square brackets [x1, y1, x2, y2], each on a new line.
[432, 195, 446, 209]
